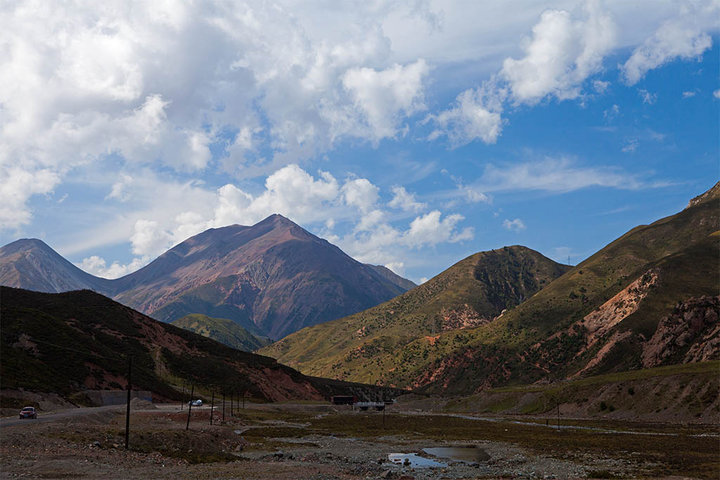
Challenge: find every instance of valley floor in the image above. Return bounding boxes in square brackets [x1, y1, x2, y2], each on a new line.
[0, 401, 717, 480]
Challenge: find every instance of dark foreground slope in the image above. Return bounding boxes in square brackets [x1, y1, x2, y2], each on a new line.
[0, 287, 401, 403]
[262, 246, 570, 386]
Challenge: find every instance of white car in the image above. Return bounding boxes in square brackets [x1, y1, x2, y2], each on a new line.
[188, 399, 203, 406]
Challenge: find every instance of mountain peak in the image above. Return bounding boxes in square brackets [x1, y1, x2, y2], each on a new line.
[256, 213, 298, 228]
[687, 181, 720, 209]
[0, 238, 53, 255]
[0, 238, 110, 293]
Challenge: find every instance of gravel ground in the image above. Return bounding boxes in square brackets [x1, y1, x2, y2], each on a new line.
[0, 404, 709, 479]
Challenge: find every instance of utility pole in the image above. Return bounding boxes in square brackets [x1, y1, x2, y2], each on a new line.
[557, 400, 560, 431]
[186, 385, 194, 430]
[124, 355, 132, 450]
[222, 391, 225, 423]
[210, 390, 215, 425]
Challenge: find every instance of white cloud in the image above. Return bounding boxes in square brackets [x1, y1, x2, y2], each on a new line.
[78, 255, 150, 279]
[460, 185, 490, 204]
[0, 167, 60, 229]
[429, 2, 616, 145]
[405, 211, 472, 248]
[355, 209, 386, 233]
[593, 80, 610, 93]
[503, 218, 526, 232]
[622, 5, 715, 85]
[342, 178, 380, 213]
[714, 89, 720, 99]
[476, 157, 644, 193]
[428, 84, 505, 146]
[342, 59, 429, 141]
[0, 1, 441, 230]
[682, 90, 697, 98]
[500, 2, 616, 104]
[131, 219, 173, 257]
[388, 186, 426, 212]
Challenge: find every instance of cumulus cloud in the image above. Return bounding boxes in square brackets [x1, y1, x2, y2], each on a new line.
[622, 5, 716, 85]
[429, 2, 616, 145]
[388, 186, 426, 212]
[336, 209, 473, 269]
[131, 220, 173, 257]
[503, 218, 526, 232]
[79, 255, 150, 279]
[428, 85, 505, 146]
[0, 167, 60, 229]
[342, 178, 380, 213]
[404, 211, 473, 247]
[501, 2, 616, 104]
[212, 165, 341, 227]
[342, 59, 429, 141]
[714, 89, 720, 99]
[0, 1, 439, 230]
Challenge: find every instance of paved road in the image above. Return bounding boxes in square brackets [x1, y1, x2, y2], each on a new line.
[0, 405, 126, 427]
[0, 403, 210, 428]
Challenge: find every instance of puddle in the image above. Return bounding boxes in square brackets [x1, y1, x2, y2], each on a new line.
[423, 446, 490, 463]
[387, 453, 447, 468]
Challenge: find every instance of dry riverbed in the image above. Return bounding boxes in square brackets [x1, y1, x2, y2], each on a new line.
[1, 401, 717, 479]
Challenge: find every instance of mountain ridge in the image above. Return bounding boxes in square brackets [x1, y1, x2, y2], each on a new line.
[261, 183, 720, 393]
[0, 215, 416, 339]
[261, 245, 571, 385]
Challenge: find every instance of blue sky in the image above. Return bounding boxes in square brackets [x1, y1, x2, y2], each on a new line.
[1, 1, 718, 283]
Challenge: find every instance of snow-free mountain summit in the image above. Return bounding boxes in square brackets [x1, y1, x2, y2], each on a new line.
[0, 214, 415, 339]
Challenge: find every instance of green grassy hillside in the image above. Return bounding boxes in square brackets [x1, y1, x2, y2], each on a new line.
[171, 314, 272, 351]
[261, 185, 719, 394]
[261, 246, 570, 386]
[413, 195, 719, 394]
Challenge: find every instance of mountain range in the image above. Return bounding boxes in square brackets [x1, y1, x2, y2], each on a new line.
[2, 183, 718, 401]
[0, 214, 414, 340]
[261, 182, 720, 393]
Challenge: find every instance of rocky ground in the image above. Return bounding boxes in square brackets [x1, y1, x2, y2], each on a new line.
[0, 401, 717, 479]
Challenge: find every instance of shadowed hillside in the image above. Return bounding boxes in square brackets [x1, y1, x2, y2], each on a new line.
[0, 287, 402, 403]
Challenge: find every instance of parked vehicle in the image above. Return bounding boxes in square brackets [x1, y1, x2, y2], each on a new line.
[18, 406, 37, 419]
[188, 399, 203, 406]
